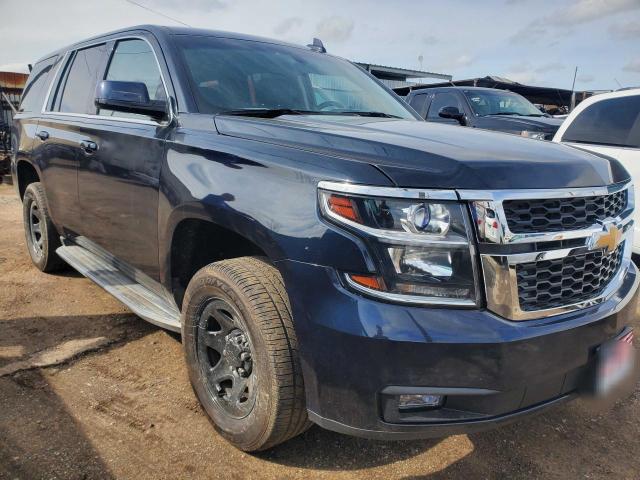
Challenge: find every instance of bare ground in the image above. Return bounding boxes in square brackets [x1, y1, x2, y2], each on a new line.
[0, 182, 639, 480]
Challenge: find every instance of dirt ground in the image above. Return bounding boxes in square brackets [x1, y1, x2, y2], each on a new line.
[1, 182, 639, 480]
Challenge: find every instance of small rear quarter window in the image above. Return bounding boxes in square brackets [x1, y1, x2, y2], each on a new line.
[19, 55, 59, 113]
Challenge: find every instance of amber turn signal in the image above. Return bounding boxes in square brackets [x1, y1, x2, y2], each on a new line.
[348, 274, 384, 290]
[327, 194, 360, 223]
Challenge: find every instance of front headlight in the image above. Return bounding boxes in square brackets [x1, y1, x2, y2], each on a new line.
[520, 130, 546, 140]
[318, 183, 479, 306]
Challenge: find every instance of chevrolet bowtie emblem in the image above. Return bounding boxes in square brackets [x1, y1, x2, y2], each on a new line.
[589, 224, 622, 254]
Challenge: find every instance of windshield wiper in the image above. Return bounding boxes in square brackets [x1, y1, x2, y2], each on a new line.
[218, 108, 323, 118]
[487, 112, 524, 116]
[331, 110, 402, 118]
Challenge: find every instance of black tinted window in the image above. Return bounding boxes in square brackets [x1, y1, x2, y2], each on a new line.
[427, 92, 464, 120]
[20, 56, 58, 113]
[408, 94, 428, 117]
[563, 96, 640, 148]
[99, 39, 166, 120]
[58, 44, 107, 114]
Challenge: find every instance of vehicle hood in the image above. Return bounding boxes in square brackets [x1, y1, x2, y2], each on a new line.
[214, 115, 629, 190]
[476, 114, 564, 134]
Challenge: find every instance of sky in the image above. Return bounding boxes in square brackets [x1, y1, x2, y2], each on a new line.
[1, 0, 639, 91]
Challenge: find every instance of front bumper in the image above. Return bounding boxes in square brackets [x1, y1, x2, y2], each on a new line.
[277, 259, 639, 440]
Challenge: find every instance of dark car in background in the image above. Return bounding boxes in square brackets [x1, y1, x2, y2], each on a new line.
[11, 25, 637, 452]
[406, 86, 564, 140]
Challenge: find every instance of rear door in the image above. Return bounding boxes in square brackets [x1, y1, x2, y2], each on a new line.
[11, 55, 60, 191]
[35, 43, 110, 234]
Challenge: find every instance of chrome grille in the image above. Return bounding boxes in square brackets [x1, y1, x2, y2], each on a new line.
[516, 244, 624, 311]
[464, 183, 633, 320]
[503, 190, 627, 233]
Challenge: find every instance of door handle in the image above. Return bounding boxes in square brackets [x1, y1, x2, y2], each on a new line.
[35, 130, 49, 141]
[80, 140, 98, 153]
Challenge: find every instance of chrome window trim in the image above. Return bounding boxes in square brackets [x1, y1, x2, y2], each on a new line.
[41, 34, 174, 126]
[343, 274, 477, 307]
[318, 181, 458, 201]
[40, 51, 69, 113]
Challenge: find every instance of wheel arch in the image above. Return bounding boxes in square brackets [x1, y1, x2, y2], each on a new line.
[16, 160, 41, 200]
[164, 208, 284, 308]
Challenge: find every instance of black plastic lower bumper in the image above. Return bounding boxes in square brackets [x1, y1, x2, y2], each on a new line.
[308, 393, 575, 440]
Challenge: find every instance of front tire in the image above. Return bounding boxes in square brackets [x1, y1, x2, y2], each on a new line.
[22, 182, 65, 272]
[182, 256, 310, 451]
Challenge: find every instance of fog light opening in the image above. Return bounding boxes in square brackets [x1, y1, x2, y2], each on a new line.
[398, 393, 444, 411]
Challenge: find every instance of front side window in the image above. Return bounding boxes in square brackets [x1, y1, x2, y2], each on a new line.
[175, 36, 416, 119]
[20, 55, 59, 113]
[58, 44, 108, 114]
[99, 39, 166, 119]
[408, 94, 429, 117]
[463, 90, 544, 117]
[427, 92, 464, 120]
[562, 96, 640, 148]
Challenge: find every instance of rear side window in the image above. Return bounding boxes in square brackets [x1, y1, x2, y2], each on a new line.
[562, 96, 640, 148]
[19, 56, 58, 113]
[99, 39, 166, 120]
[427, 92, 464, 120]
[58, 44, 108, 114]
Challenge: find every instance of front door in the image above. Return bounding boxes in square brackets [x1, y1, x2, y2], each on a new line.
[48, 36, 171, 279]
[77, 37, 171, 279]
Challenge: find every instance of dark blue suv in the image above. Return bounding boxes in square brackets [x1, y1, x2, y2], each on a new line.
[406, 86, 564, 140]
[11, 25, 638, 451]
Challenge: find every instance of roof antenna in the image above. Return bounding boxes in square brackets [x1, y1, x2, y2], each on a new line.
[28, 64, 33, 72]
[307, 38, 326, 53]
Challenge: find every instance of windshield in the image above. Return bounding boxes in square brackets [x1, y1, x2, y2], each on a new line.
[463, 90, 544, 116]
[175, 36, 416, 119]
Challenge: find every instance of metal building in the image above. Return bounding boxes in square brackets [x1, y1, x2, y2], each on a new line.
[355, 63, 451, 90]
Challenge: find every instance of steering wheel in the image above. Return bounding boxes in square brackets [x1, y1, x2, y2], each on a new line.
[317, 100, 346, 111]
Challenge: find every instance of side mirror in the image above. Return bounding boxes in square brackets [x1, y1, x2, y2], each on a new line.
[95, 80, 167, 120]
[438, 106, 466, 125]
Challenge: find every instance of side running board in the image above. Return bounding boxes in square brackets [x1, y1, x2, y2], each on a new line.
[56, 244, 181, 332]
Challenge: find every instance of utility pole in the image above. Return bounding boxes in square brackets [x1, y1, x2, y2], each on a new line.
[570, 66, 578, 112]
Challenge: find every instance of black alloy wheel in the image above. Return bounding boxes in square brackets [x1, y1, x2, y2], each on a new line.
[197, 298, 257, 418]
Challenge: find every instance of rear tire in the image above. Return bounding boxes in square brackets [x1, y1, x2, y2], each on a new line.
[182, 256, 310, 451]
[22, 182, 65, 272]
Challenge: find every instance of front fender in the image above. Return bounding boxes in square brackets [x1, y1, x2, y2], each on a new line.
[157, 123, 391, 290]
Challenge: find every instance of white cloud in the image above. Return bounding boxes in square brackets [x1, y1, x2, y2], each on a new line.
[149, 0, 228, 11]
[0, 63, 29, 74]
[422, 35, 439, 45]
[503, 68, 539, 84]
[623, 58, 640, 72]
[273, 17, 303, 36]
[535, 62, 566, 73]
[315, 16, 354, 43]
[577, 73, 595, 82]
[443, 54, 474, 70]
[511, 0, 640, 43]
[609, 20, 640, 39]
[509, 61, 532, 73]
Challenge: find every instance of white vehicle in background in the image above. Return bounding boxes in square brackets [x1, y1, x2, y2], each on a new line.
[553, 88, 640, 254]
